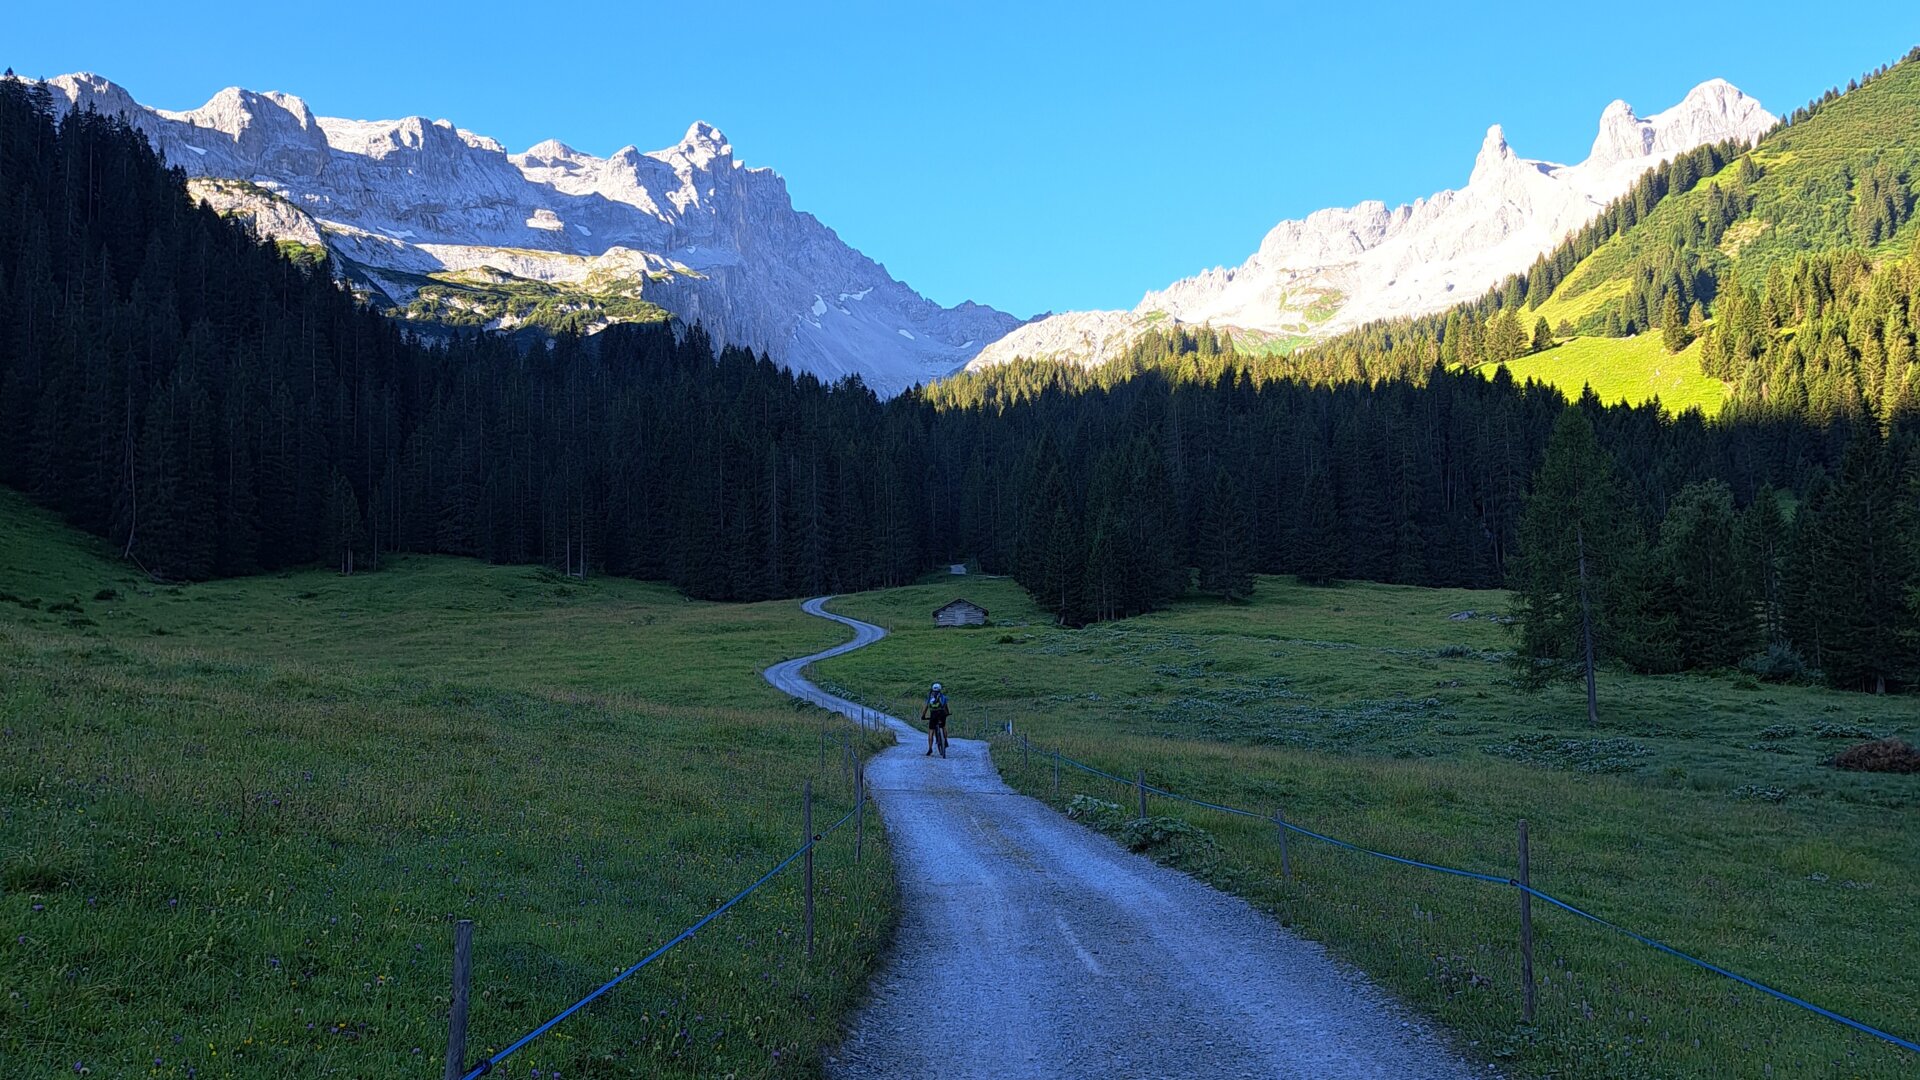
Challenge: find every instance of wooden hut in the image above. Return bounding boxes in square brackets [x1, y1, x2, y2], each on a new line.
[933, 598, 989, 628]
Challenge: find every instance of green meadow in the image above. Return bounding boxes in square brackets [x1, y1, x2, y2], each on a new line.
[1486, 334, 1730, 416]
[0, 491, 891, 1078]
[814, 575, 1920, 1079]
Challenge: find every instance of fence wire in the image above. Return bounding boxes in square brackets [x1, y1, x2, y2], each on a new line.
[1034, 741, 1918, 1055]
[458, 805, 860, 1079]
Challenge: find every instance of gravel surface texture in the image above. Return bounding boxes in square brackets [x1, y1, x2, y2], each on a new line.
[765, 597, 1483, 1080]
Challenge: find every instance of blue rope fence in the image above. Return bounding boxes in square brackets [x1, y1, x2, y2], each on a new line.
[1035, 742, 1919, 1056]
[458, 805, 860, 1079]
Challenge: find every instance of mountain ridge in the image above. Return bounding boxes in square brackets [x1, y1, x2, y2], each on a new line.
[40, 72, 1024, 397]
[967, 79, 1775, 372]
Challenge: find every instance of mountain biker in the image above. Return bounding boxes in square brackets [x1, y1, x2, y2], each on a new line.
[920, 682, 950, 757]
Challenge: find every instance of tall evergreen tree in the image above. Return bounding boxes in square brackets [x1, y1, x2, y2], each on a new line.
[1645, 481, 1757, 670]
[321, 469, 365, 575]
[1196, 467, 1255, 601]
[1295, 469, 1344, 586]
[1733, 485, 1790, 645]
[1661, 291, 1691, 353]
[1796, 435, 1920, 691]
[1508, 409, 1642, 721]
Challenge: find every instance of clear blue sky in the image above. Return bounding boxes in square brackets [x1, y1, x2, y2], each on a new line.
[9, 3, 1918, 317]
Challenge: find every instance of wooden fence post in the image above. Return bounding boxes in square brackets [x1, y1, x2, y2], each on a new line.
[1136, 770, 1148, 820]
[1274, 809, 1292, 882]
[443, 919, 473, 1080]
[855, 765, 865, 864]
[1519, 819, 1535, 1024]
[1052, 748, 1060, 799]
[804, 781, 815, 959]
[1022, 732, 1029, 769]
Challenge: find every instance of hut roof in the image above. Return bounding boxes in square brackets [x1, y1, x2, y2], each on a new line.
[934, 598, 988, 616]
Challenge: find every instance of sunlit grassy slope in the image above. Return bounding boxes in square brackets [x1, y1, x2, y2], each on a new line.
[1486, 334, 1730, 415]
[1434, 56, 1920, 420]
[815, 575, 1919, 1080]
[0, 490, 891, 1077]
[1543, 54, 1920, 316]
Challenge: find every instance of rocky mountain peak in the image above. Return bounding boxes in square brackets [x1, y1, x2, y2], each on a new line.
[654, 121, 733, 170]
[1588, 99, 1650, 166]
[173, 86, 317, 139]
[1470, 124, 1517, 182]
[520, 138, 580, 163]
[1645, 79, 1772, 156]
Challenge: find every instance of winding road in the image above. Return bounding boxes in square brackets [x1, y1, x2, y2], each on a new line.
[765, 597, 1481, 1080]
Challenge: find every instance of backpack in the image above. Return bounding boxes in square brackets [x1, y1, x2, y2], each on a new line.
[928, 692, 949, 722]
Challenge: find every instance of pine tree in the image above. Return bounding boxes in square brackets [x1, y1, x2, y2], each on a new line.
[1531, 316, 1554, 354]
[1508, 409, 1642, 721]
[321, 470, 365, 575]
[1039, 505, 1083, 624]
[1296, 470, 1343, 586]
[1661, 291, 1691, 353]
[1647, 481, 1757, 670]
[1732, 485, 1789, 644]
[1196, 467, 1255, 601]
[1490, 309, 1528, 364]
[1797, 435, 1920, 692]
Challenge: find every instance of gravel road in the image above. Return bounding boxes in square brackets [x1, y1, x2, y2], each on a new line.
[765, 597, 1482, 1080]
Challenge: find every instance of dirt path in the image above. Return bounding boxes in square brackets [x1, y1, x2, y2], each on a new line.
[765, 597, 1481, 1080]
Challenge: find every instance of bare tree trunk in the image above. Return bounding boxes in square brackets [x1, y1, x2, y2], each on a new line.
[121, 408, 138, 559]
[1578, 525, 1598, 727]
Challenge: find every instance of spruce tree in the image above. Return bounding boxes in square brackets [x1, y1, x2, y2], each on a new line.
[1038, 504, 1083, 623]
[1647, 481, 1757, 670]
[1798, 435, 1920, 692]
[321, 470, 365, 575]
[1508, 409, 1642, 721]
[1196, 467, 1255, 602]
[1661, 291, 1691, 353]
[1532, 316, 1554, 354]
[1490, 309, 1528, 364]
[1732, 485, 1789, 645]
[1296, 470, 1343, 586]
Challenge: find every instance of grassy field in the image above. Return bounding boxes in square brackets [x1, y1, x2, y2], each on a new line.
[0, 491, 892, 1078]
[814, 576, 1920, 1079]
[1484, 334, 1730, 416]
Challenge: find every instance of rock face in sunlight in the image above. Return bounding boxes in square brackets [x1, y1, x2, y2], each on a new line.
[968, 80, 1775, 371]
[43, 73, 1023, 398]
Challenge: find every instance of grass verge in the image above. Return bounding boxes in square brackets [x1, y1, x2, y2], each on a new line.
[0, 490, 892, 1077]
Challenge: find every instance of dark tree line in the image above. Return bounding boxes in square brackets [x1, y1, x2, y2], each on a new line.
[923, 327, 1860, 627]
[1514, 410, 1920, 695]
